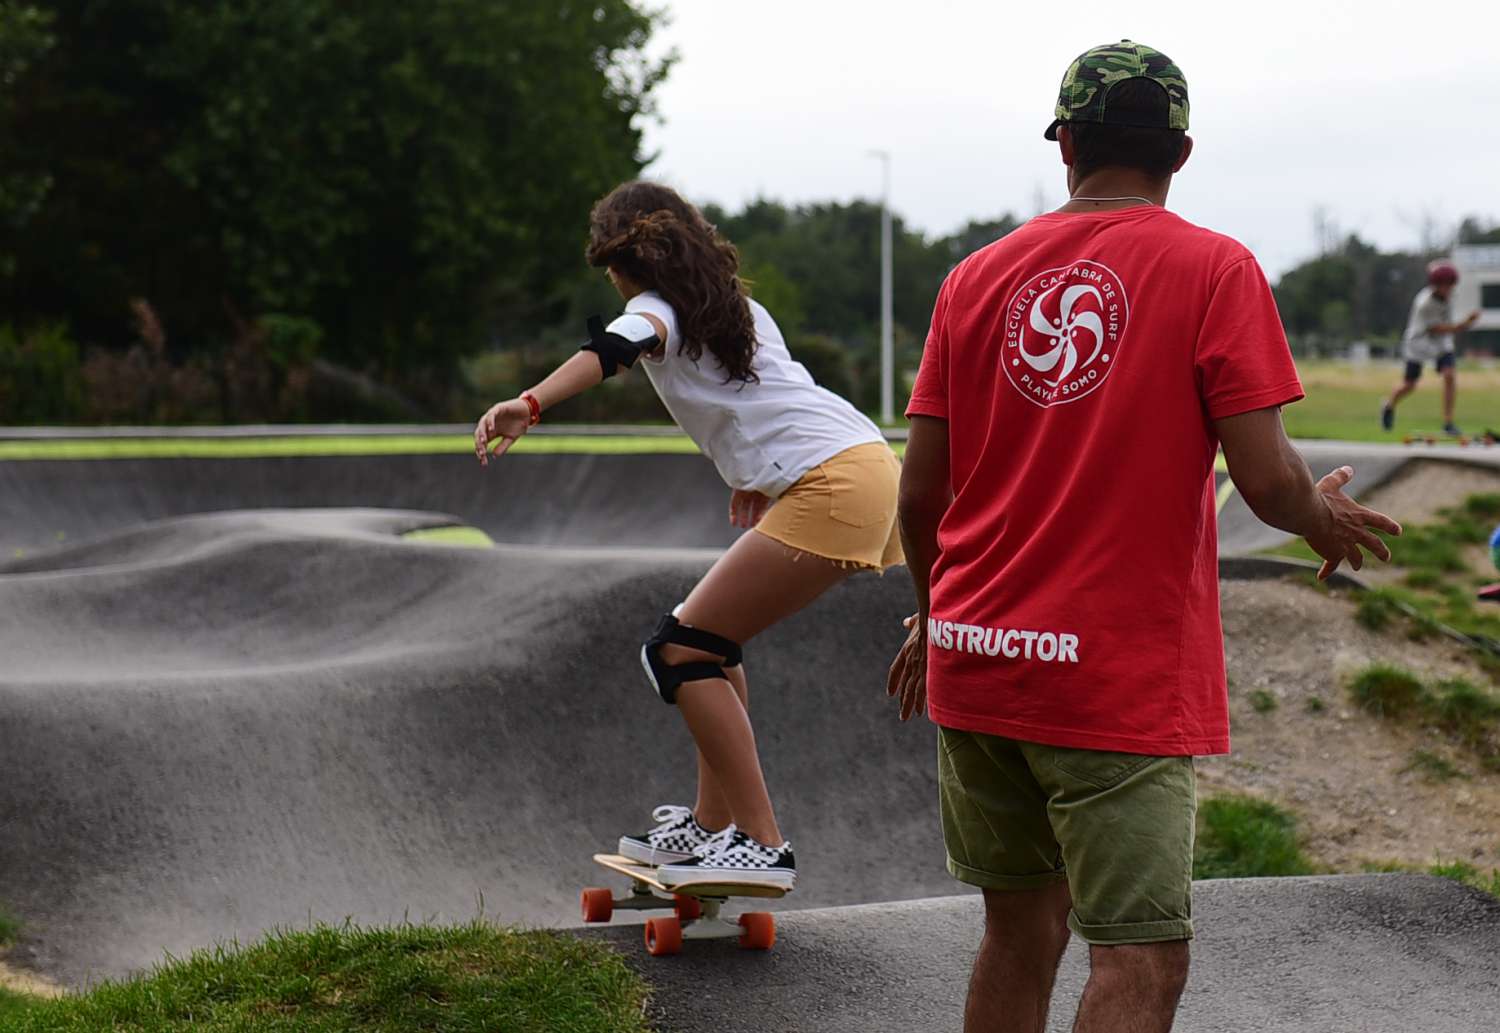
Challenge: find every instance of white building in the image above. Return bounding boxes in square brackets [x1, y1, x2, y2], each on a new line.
[1453, 244, 1500, 331]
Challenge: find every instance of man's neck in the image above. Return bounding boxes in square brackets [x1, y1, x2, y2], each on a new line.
[1059, 171, 1171, 212]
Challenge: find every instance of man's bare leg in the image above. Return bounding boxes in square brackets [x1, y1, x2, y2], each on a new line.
[1384, 380, 1416, 411]
[965, 883, 1072, 1033]
[1442, 368, 1457, 427]
[1071, 941, 1189, 1033]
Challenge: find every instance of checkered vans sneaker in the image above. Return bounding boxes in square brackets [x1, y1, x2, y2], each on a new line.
[618, 805, 721, 865]
[656, 828, 797, 891]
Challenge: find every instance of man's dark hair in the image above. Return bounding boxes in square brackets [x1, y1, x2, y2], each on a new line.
[1065, 77, 1186, 180]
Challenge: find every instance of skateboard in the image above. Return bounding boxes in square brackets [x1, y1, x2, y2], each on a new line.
[1400, 430, 1469, 446]
[581, 852, 783, 956]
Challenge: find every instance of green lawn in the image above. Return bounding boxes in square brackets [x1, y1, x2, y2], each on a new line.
[0, 922, 651, 1033]
[1283, 359, 1500, 442]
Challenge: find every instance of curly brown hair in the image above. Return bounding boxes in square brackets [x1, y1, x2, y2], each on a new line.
[585, 181, 758, 383]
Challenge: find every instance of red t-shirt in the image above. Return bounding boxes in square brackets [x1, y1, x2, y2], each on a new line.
[906, 206, 1302, 756]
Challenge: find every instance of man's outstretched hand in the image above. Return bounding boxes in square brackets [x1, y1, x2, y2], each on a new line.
[1302, 466, 1402, 580]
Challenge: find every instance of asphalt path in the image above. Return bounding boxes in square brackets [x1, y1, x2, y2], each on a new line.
[586, 875, 1500, 1033]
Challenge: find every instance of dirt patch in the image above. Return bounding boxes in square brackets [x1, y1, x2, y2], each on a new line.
[0, 954, 63, 999]
[1358, 458, 1500, 528]
[1205, 578, 1500, 874]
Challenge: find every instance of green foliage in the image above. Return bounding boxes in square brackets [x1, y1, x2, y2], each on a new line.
[1273, 234, 1425, 355]
[0, 323, 84, 421]
[7, 922, 651, 1033]
[1400, 748, 1465, 782]
[1248, 689, 1278, 714]
[1349, 663, 1426, 717]
[792, 333, 856, 401]
[0, 901, 19, 945]
[1304, 696, 1327, 714]
[1428, 859, 1500, 898]
[1355, 588, 1404, 631]
[1194, 795, 1316, 879]
[1, 1, 668, 381]
[1429, 678, 1500, 751]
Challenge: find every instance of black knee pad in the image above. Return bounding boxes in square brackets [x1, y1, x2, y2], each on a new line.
[640, 613, 743, 705]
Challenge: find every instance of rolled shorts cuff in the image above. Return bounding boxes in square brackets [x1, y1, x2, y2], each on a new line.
[1067, 913, 1194, 945]
[946, 855, 1068, 891]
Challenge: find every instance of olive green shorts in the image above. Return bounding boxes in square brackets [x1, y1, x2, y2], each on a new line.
[938, 726, 1197, 945]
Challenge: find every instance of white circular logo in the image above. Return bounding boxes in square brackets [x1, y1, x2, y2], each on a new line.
[1003, 260, 1129, 407]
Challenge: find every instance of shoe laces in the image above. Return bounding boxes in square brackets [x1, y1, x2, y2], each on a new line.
[649, 804, 694, 829]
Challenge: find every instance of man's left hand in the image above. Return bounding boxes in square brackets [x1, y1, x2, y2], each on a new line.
[887, 613, 928, 722]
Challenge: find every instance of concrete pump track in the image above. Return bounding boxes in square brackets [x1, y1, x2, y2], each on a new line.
[1, 430, 1497, 1031]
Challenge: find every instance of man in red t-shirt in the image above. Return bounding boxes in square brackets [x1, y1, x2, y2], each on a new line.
[887, 41, 1400, 1033]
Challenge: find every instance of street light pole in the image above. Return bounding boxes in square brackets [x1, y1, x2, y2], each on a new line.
[869, 150, 894, 425]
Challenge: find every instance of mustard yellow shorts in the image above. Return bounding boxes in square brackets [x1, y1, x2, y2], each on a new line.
[754, 442, 904, 572]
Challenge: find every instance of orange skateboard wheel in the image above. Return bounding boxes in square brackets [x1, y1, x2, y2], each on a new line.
[738, 911, 776, 950]
[580, 887, 614, 924]
[673, 895, 702, 921]
[644, 916, 683, 956]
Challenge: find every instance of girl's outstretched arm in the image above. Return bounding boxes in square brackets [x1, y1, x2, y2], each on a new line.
[474, 351, 605, 464]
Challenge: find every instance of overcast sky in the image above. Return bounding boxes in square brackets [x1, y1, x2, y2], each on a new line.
[639, 0, 1500, 278]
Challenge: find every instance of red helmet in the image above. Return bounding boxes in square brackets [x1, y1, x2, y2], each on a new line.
[1428, 260, 1459, 286]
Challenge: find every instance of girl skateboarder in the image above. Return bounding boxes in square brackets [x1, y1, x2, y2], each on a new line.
[474, 180, 902, 890]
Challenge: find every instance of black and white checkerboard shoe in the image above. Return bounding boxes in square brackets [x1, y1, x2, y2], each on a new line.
[617, 804, 723, 865]
[655, 827, 797, 891]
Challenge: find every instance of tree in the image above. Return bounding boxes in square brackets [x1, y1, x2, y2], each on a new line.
[0, 1, 670, 381]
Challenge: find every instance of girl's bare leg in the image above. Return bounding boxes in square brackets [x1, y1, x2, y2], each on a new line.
[662, 529, 852, 846]
[691, 662, 746, 831]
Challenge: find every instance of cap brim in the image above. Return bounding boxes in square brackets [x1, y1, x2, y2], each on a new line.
[1044, 118, 1063, 141]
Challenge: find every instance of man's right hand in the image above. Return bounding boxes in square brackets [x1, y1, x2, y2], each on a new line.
[1300, 465, 1402, 579]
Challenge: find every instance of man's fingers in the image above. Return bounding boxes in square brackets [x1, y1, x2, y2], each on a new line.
[1344, 543, 1364, 570]
[1317, 557, 1338, 580]
[1356, 508, 1402, 537]
[886, 654, 905, 697]
[1350, 527, 1390, 561]
[1317, 465, 1355, 492]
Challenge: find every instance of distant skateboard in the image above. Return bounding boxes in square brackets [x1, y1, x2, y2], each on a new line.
[1401, 430, 1470, 446]
[581, 852, 783, 956]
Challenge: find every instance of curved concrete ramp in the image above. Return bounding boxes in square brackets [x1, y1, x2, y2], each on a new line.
[587, 875, 1500, 1032]
[0, 510, 945, 985]
[0, 452, 735, 558]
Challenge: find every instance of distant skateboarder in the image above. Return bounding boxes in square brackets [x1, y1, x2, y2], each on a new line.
[474, 180, 904, 892]
[887, 41, 1401, 1033]
[1381, 260, 1480, 436]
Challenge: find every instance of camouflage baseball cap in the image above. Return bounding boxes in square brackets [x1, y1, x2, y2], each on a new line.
[1044, 40, 1189, 140]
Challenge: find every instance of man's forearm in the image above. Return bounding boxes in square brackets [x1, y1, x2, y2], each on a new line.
[899, 507, 942, 619]
[1237, 446, 1330, 539]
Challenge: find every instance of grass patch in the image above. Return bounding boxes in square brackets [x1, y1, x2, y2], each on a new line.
[0, 988, 38, 1025]
[1363, 859, 1500, 899]
[0, 905, 18, 947]
[1348, 664, 1500, 764]
[1349, 663, 1426, 718]
[1400, 748, 1466, 782]
[400, 526, 495, 549]
[4, 922, 650, 1033]
[1193, 795, 1317, 879]
[1281, 359, 1500, 441]
[1304, 696, 1327, 714]
[1248, 689, 1278, 714]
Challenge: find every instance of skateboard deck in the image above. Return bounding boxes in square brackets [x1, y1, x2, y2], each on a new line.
[1401, 430, 1470, 446]
[591, 852, 787, 900]
[581, 852, 783, 955]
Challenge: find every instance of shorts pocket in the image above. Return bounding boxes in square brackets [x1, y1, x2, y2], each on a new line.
[825, 455, 897, 529]
[1049, 747, 1156, 791]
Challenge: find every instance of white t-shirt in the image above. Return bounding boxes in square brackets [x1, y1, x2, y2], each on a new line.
[1402, 287, 1454, 362]
[624, 290, 884, 497]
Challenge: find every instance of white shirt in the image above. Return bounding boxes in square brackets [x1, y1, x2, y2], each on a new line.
[624, 290, 884, 497]
[1402, 287, 1454, 362]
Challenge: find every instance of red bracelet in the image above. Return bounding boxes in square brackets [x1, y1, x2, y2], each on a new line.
[520, 391, 541, 426]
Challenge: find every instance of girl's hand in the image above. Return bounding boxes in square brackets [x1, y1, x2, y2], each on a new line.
[729, 489, 772, 528]
[474, 399, 532, 465]
[886, 613, 927, 722]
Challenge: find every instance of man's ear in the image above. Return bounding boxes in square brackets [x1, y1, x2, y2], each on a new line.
[1057, 124, 1076, 167]
[1173, 134, 1193, 173]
